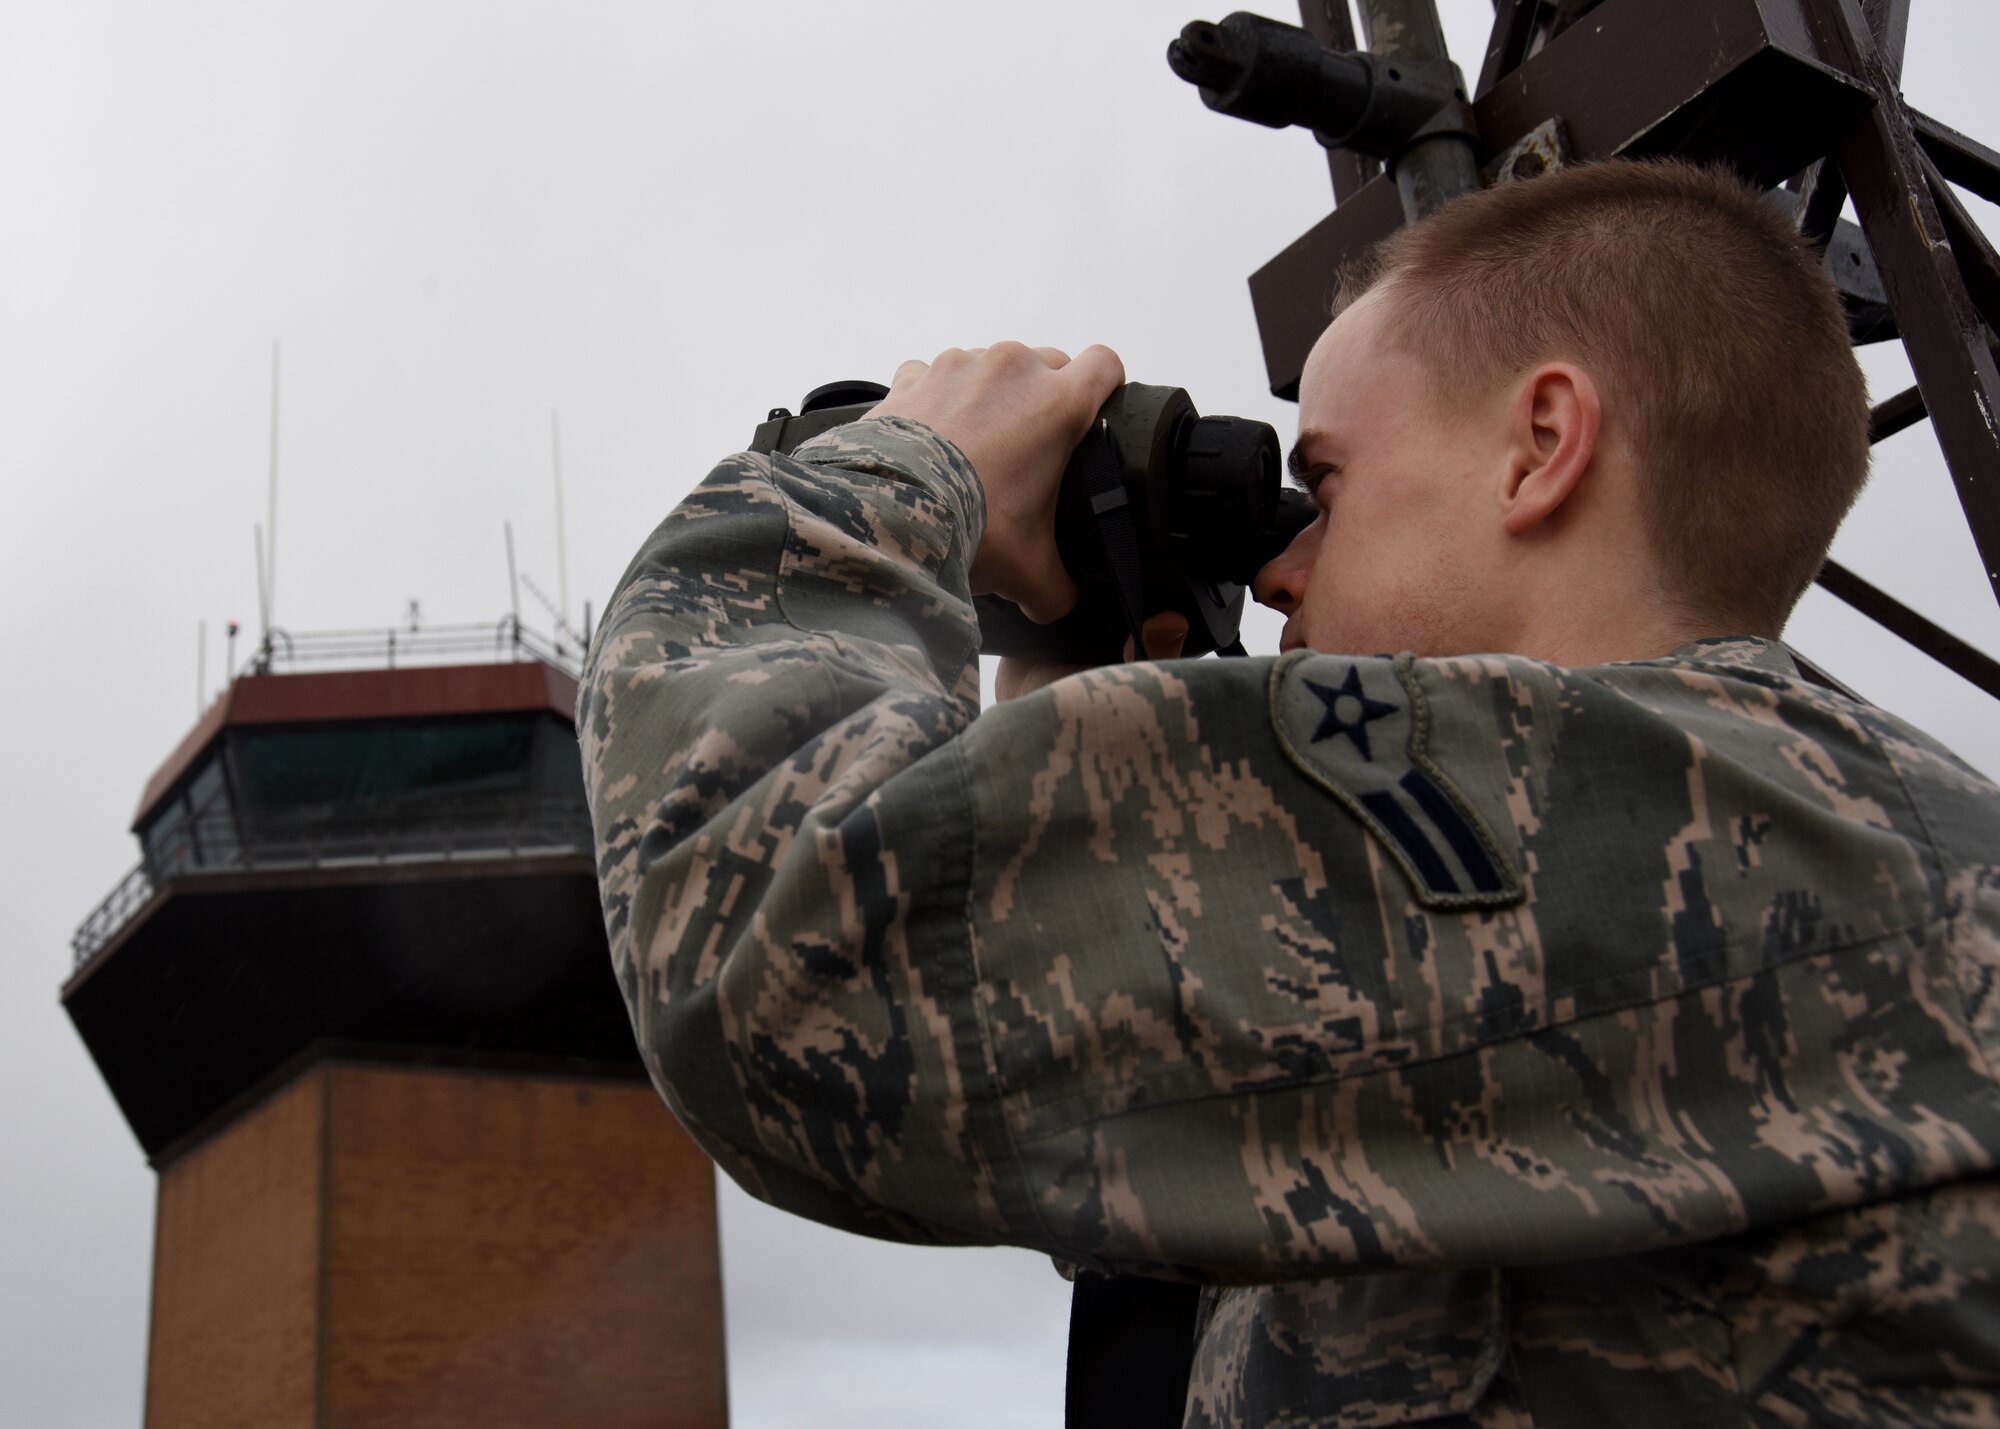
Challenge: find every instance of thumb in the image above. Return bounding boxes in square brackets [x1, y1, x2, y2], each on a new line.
[1012, 549, 1080, 626]
[1123, 611, 1190, 662]
[1144, 612, 1188, 659]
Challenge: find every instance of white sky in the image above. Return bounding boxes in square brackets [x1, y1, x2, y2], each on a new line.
[6, 3, 2000, 1425]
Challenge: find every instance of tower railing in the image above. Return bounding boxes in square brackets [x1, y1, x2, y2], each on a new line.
[240, 617, 583, 680]
[71, 790, 595, 970]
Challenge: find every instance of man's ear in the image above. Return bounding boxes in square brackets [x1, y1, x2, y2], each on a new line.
[1500, 363, 1601, 536]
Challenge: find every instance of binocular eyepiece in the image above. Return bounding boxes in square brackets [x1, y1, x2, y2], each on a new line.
[751, 380, 1312, 662]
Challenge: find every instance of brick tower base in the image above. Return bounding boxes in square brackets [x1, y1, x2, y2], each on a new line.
[142, 1056, 726, 1429]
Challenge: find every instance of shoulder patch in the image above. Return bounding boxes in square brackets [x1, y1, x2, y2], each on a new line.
[1269, 651, 1524, 910]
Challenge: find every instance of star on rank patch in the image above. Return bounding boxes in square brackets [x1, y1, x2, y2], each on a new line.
[1271, 652, 1524, 910]
[1304, 666, 1399, 760]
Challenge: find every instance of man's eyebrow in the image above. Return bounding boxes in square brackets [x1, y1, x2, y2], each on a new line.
[1287, 429, 1333, 488]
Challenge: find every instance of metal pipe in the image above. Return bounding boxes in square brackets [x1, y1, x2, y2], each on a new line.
[1294, 0, 1379, 201]
[1354, 0, 1480, 219]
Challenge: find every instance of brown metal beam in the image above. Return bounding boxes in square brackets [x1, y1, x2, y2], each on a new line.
[1859, 0, 1909, 85]
[1868, 383, 1926, 444]
[1807, 0, 2000, 608]
[1249, 0, 1872, 396]
[1476, 0, 1543, 98]
[1791, 158, 1849, 249]
[1921, 152, 2000, 332]
[1911, 109, 2000, 208]
[1864, 333, 2000, 443]
[1814, 560, 2000, 700]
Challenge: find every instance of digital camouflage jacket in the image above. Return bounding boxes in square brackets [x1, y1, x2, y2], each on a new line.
[578, 417, 2000, 1426]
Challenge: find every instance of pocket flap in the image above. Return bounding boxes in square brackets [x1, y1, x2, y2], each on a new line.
[1185, 1270, 1505, 1427]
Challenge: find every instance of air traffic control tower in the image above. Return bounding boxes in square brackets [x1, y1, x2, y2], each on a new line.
[63, 623, 726, 1429]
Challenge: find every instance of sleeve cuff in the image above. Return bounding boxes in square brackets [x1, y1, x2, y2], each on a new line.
[790, 415, 988, 559]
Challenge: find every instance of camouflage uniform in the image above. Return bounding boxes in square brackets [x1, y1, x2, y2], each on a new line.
[579, 417, 2000, 1426]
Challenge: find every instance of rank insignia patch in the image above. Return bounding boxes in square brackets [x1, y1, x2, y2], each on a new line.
[1270, 652, 1524, 910]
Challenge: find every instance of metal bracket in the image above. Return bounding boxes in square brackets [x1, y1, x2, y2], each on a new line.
[1480, 116, 1572, 185]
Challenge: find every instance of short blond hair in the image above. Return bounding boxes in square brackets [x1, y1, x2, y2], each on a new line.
[1357, 159, 1870, 634]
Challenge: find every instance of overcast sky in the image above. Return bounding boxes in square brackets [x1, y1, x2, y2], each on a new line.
[6, 3, 2000, 1426]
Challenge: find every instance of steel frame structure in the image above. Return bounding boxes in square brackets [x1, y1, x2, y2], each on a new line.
[1217, 0, 2000, 698]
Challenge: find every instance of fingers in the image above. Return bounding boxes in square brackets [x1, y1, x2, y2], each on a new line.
[1122, 612, 1191, 662]
[1014, 554, 1079, 625]
[886, 344, 1116, 389]
[892, 343, 1113, 372]
[1066, 344, 1126, 409]
[870, 358, 931, 417]
[871, 341, 1123, 631]
[1144, 611, 1188, 659]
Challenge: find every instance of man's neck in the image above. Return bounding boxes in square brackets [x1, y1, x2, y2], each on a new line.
[1502, 591, 1719, 668]
[1487, 533, 1734, 666]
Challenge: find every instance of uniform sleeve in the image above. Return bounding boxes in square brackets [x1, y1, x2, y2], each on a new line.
[580, 418, 2000, 1280]
[576, 416, 1014, 1246]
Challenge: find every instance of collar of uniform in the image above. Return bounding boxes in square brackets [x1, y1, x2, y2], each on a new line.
[1661, 635, 1800, 678]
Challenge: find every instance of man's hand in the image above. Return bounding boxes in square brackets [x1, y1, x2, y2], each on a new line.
[994, 611, 1189, 702]
[869, 342, 1125, 625]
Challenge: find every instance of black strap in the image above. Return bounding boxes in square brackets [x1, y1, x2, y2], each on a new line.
[1064, 1272, 1201, 1427]
[1071, 422, 1149, 660]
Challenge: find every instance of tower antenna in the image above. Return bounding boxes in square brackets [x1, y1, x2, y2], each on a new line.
[196, 621, 206, 717]
[504, 520, 522, 651]
[504, 520, 521, 621]
[266, 339, 281, 630]
[254, 523, 270, 643]
[551, 410, 569, 651]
